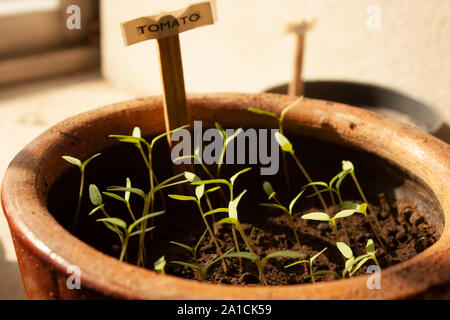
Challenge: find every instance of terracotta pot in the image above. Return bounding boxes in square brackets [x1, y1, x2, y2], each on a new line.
[2, 93, 449, 299]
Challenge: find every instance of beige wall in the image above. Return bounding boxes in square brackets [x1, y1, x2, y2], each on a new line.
[101, 0, 450, 122]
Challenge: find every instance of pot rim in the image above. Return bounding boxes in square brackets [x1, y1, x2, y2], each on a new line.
[2, 93, 449, 299]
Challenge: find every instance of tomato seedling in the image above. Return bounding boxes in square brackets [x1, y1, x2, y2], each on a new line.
[285, 247, 328, 284]
[62, 153, 101, 233]
[301, 209, 357, 242]
[260, 181, 305, 249]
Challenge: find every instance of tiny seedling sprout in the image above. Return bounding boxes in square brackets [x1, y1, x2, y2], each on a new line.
[96, 210, 164, 262]
[302, 175, 344, 207]
[274, 132, 328, 211]
[248, 97, 303, 189]
[191, 167, 252, 268]
[336, 242, 355, 278]
[108, 172, 189, 267]
[154, 256, 166, 275]
[285, 247, 328, 284]
[170, 229, 208, 264]
[62, 153, 101, 233]
[335, 240, 380, 277]
[338, 161, 389, 247]
[102, 178, 136, 221]
[260, 181, 305, 249]
[169, 172, 228, 272]
[349, 239, 380, 275]
[301, 209, 357, 242]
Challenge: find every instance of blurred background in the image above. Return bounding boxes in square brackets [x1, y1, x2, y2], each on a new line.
[0, 0, 448, 299]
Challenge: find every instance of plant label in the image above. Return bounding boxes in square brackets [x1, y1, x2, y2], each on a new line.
[120, 0, 217, 46]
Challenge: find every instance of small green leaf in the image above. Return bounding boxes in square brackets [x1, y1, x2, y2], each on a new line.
[151, 125, 189, 149]
[329, 172, 342, 188]
[351, 253, 370, 266]
[195, 185, 205, 200]
[168, 194, 197, 202]
[224, 251, 258, 261]
[152, 178, 188, 195]
[185, 171, 201, 183]
[337, 242, 353, 259]
[264, 250, 304, 262]
[107, 186, 145, 199]
[83, 153, 100, 167]
[96, 217, 127, 231]
[341, 202, 359, 210]
[350, 256, 370, 275]
[366, 239, 376, 255]
[89, 184, 103, 206]
[129, 210, 165, 232]
[228, 190, 246, 220]
[192, 179, 229, 187]
[215, 217, 238, 226]
[102, 192, 126, 203]
[310, 247, 327, 263]
[62, 156, 81, 167]
[260, 203, 289, 214]
[194, 229, 208, 254]
[301, 212, 330, 221]
[170, 241, 193, 253]
[88, 204, 104, 216]
[205, 186, 221, 195]
[132, 127, 141, 138]
[203, 208, 228, 217]
[274, 132, 293, 153]
[359, 203, 368, 216]
[230, 167, 251, 186]
[289, 189, 305, 214]
[130, 226, 156, 237]
[109, 135, 145, 144]
[262, 181, 276, 199]
[248, 108, 279, 119]
[285, 260, 309, 268]
[334, 209, 356, 219]
[344, 256, 355, 273]
[342, 160, 354, 172]
[154, 256, 166, 272]
[335, 172, 348, 191]
[302, 181, 329, 189]
[125, 178, 131, 202]
[171, 261, 201, 271]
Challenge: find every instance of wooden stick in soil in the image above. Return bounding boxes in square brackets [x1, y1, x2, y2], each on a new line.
[286, 20, 315, 97]
[156, 34, 194, 195]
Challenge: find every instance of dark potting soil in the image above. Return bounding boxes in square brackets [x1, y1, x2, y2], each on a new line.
[48, 132, 443, 286]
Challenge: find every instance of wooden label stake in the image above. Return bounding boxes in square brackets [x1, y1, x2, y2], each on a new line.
[286, 20, 315, 97]
[121, 0, 217, 145]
